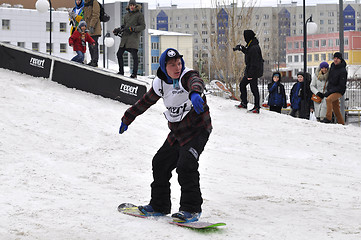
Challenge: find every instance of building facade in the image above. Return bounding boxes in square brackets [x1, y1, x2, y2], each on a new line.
[286, 31, 361, 78]
[148, 29, 193, 75]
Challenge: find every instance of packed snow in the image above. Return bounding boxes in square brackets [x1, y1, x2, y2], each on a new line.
[1, 68, 361, 239]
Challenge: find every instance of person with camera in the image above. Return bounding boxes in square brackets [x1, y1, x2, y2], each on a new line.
[113, 0, 145, 78]
[233, 30, 264, 113]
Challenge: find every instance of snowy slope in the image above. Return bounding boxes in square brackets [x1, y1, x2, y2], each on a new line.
[1, 68, 361, 240]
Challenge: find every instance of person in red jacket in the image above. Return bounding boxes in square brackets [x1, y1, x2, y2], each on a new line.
[69, 20, 95, 63]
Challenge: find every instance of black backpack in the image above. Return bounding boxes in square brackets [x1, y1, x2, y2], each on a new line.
[85, 0, 110, 22]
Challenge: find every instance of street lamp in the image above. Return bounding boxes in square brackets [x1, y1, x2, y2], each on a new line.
[104, 33, 114, 68]
[303, 0, 317, 104]
[36, 0, 52, 55]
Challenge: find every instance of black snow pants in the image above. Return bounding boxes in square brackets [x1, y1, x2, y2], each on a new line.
[149, 130, 210, 214]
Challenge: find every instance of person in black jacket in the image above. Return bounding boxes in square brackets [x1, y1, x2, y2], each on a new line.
[267, 72, 287, 113]
[290, 72, 312, 119]
[322, 52, 347, 124]
[233, 30, 264, 113]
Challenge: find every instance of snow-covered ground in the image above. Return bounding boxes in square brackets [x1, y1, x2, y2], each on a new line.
[1, 68, 361, 239]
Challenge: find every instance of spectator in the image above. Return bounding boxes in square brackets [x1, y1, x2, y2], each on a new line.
[233, 29, 264, 113]
[69, 21, 95, 63]
[69, 0, 84, 35]
[114, 0, 145, 78]
[310, 61, 329, 121]
[267, 72, 287, 113]
[322, 52, 347, 124]
[83, 0, 102, 67]
[290, 72, 312, 119]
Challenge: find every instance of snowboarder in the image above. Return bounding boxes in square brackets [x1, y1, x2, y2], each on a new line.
[118, 48, 212, 223]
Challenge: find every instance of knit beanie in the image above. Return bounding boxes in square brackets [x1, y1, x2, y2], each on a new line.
[333, 52, 343, 59]
[319, 61, 329, 69]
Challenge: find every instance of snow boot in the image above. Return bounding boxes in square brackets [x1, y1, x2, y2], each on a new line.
[249, 106, 260, 114]
[236, 102, 247, 109]
[171, 211, 201, 223]
[138, 205, 166, 217]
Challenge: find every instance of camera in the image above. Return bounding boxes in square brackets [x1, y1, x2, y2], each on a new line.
[113, 25, 125, 37]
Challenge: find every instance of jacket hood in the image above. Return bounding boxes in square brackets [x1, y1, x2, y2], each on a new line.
[158, 48, 185, 83]
[126, 3, 142, 12]
[272, 72, 282, 82]
[75, 0, 84, 9]
[244, 30, 255, 44]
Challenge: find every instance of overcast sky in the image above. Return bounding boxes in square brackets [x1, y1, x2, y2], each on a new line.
[104, 0, 344, 9]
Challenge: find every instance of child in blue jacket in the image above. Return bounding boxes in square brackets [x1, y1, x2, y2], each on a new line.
[267, 72, 287, 113]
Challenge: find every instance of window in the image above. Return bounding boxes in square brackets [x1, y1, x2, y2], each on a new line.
[308, 54, 312, 62]
[185, 24, 189, 28]
[320, 12, 324, 16]
[328, 27, 335, 32]
[2, 19, 10, 30]
[307, 40, 312, 48]
[288, 55, 292, 63]
[202, 23, 207, 28]
[321, 39, 326, 47]
[336, 39, 340, 46]
[60, 43, 67, 53]
[345, 38, 349, 46]
[314, 40, 319, 47]
[32, 42, 39, 52]
[256, 15, 259, 19]
[328, 19, 334, 25]
[194, 24, 197, 28]
[344, 52, 348, 60]
[294, 55, 299, 62]
[17, 42, 25, 48]
[151, 42, 159, 49]
[202, 31, 208, 35]
[176, 24, 181, 28]
[321, 54, 326, 61]
[314, 54, 319, 61]
[294, 42, 299, 49]
[263, 14, 269, 19]
[151, 56, 159, 63]
[328, 12, 334, 17]
[288, 42, 292, 49]
[60, 22, 67, 32]
[328, 53, 333, 60]
[328, 39, 333, 47]
[194, 38, 198, 43]
[46, 22, 53, 32]
[177, 16, 181, 21]
[202, 38, 208, 43]
[46, 43, 53, 53]
[320, 20, 324, 25]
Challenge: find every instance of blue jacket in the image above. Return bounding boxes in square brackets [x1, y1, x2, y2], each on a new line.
[268, 82, 287, 108]
[290, 82, 303, 110]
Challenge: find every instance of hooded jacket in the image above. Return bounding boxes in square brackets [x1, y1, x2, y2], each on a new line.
[120, 4, 146, 49]
[121, 48, 212, 146]
[241, 37, 264, 79]
[69, 22, 95, 53]
[267, 72, 287, 108]
[325, 59, 347, 97]
[83, 0, 102, 36]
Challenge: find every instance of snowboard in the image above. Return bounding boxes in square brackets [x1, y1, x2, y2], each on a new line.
[211, 80, 240, 101]
[118, 203, 226, 229]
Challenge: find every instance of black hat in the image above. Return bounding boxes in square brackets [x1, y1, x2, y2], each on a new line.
[129, 0, 136, 5]
[296, 72, 304, 77]
[333, 52, 343, 59]
[165, 49, 183, 63]
[244, 30, 255, 44]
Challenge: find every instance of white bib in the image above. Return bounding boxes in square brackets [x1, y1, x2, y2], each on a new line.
[153, 68, 193, 122]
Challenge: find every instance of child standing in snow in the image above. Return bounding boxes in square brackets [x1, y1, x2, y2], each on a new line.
[119, 48, 212, 223]
[267, 72, 287, 113]
[290, 72, 311, 119]
[68, 20, 95, 64]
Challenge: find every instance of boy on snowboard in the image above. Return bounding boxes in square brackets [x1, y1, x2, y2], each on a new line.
[119, 48, 212, 223]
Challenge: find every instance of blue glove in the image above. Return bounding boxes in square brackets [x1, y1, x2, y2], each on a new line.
[190, 92, 204, 114]
[119, 122, 128, 134]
